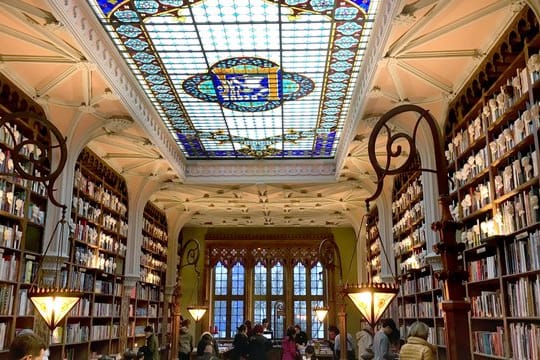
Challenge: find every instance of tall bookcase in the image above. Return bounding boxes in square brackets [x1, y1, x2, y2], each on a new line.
[128, 201, 168, 349]
[391, 170, 447, 359]
[0, 110, 55, 359]
[366, 205, 381, 281]
[444, 6, 540, 359]
[51, 148, 129, 360]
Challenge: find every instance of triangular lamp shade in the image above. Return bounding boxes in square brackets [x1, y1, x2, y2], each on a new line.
[29, 288, 81, 330]
[187, 306, 208, 322]
[345, 283, 399, 328]
[314, 306, 329, 322]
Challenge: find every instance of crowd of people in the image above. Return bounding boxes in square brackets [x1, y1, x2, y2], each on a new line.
[7, 317, 436, 360]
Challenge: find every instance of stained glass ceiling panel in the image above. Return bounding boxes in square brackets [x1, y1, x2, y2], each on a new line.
[90, 0, 380, 159]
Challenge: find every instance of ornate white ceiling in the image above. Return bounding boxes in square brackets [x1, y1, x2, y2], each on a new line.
[0, 0, 527, 229]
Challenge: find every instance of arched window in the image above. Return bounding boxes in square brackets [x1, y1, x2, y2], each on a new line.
[212, 262, 245, 338]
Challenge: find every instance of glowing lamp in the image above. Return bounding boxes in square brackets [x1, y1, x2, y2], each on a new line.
[344, 282, 399, 329]
[187, 305, 208, 321]
[29, 288, 81, 330]
[314, 306, 329, 322]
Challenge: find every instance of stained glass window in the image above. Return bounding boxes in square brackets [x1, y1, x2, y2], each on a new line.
[89, 0, 381, 159]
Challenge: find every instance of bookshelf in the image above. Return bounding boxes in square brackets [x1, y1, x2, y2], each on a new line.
[0, 76, 61, 360]
[444, 6, 540, 359]
[128, 202, 168, 350]
[366, 205, 381, 281]
[51, 148, 129, 360]
[392, 169, 447, 360]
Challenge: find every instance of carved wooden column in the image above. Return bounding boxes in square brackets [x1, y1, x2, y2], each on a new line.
[120, 275, 139, 352]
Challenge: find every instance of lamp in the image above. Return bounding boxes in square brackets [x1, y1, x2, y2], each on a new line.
[187, 305, 208, 322]
[364, 104, 470, 360]
[314, 306, 329, 322]
[0, 112, 81, 330]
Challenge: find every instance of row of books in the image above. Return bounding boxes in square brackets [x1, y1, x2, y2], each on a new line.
[472, 327, 505, 357]
[0, 223, 22, 249]
[470, 291, 503, 317]
[0, 284, 13, 315]
[468, 255, 498, 281]
[507, 275, 540, 317]
[0, 251, 18, 282]
[505, 230, 540, 274]
[93, 302, 120, 317]
[509, 322, 540, 360]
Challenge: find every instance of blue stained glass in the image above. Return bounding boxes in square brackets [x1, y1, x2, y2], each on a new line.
[310, 0, 334, 12]
[335, 36, 357, 49]
[160, 0, 184, 6]
[330, 61, 352, 72]
[327, 82, 346, 91]
[325, 100, 340, 107]
[114, 10, 140, 23]
[161, 102, 178, 109]
[335, 7, 359, 20]
[141, 64, 161, 74]
[134, 1, 159, 14]
[89, 0, 380, 159]
[332, 49, 355, 61]
[351, 0, 371, 13]
[337, 22, 362, 36]
[125, 39, 149, 51]
[285, 0, 307, 5]
[328, 73, 348, 82]
[323, 108, 339, 115]
[151, 85, 170, 93]
[116, 25, 142, 38]
[133, 52, 155, 64]
[326, 91, 344, 100]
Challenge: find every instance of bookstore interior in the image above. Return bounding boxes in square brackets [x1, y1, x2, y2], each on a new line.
[1, 1, 540, 360]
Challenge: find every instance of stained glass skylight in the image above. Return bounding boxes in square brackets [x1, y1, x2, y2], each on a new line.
[90, 0, 380, 159]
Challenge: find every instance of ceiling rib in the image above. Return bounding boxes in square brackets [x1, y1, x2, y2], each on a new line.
[396, 60, 452, 94]
[399, 0, 513, 54]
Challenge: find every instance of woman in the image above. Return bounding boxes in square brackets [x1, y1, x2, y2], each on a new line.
[178, 319, 193, 360]
[248, 324, 273, 360]
[399, 321, 436, 360]
[196, 338, 219, 360]
[281, 326, 298, 360]
[232, 324, 249, 360]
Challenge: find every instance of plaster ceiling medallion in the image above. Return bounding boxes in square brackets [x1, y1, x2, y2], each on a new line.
[104, 116, 134, 133]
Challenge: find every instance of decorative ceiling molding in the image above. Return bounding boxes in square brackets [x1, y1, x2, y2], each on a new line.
[335, 0, 401, 173]
[48, 0, 187, 180]
[184, 160, 337, 183]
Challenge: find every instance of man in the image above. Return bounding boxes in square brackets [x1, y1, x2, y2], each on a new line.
[178, 319, 193, 360]
[294, 324, 308, 346]
[139, 325, 159, 360]
[372, 318, 398, 360]
[333, 327, 355, 360]
[9, 332, 47, 360]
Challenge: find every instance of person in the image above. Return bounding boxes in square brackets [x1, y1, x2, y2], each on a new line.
[196, 337, 219, 360]
[399, 321, 436, 360]
[245, 320, 254, 337]
[281, 326, 299, 360]
[334, 328, 355, 360]
[232, 324, 249, 360]
[138, 325, 159, 360]
[178, 319, 193, 360]
[373, 319, 399, 360]
[327, 325, 339, 353]
[262, 318, 270, 332]
[248, 324, 273, 360]
[356, 322, 373, 359]
[9, 332, 47, 360]
[304, 345, 315, 360]
[200, 332, 219, 356]
[294, 324, 308, 346]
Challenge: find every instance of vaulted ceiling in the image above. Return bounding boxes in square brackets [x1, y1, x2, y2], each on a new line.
[0, 0, 528, 230]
